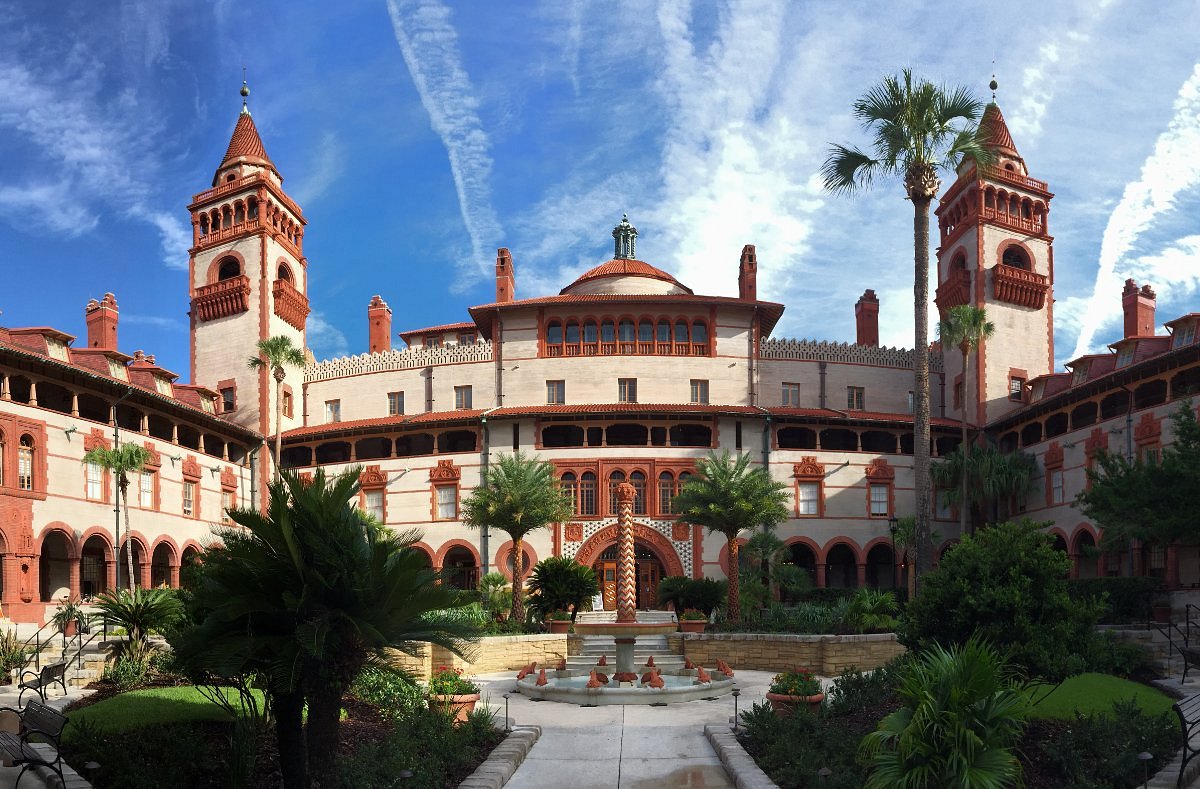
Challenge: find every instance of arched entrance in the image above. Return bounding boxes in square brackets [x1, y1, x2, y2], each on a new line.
[80, 534, 111, 600]
[592, 541, 667, 611]
[442, 546, 479, 591]
[40, 530, 74, 603]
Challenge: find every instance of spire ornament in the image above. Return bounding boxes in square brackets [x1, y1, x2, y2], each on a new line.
[240, 69, 251, 116]
[612, 214, 638, 260]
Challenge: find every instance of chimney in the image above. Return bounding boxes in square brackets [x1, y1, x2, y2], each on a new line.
[368, 295, 392, 354]
[855, 289, 880, 346]
[85, 292, 119, 350]
[495, 248, 515, 304]
[1122, 279, 1156, 338]
[738, 245, 757, 301]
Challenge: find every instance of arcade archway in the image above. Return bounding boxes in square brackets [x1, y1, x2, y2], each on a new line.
[591, 541, 668, 611]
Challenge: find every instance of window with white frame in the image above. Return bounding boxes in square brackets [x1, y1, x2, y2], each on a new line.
[222, 490, 236, 524]
[139, 470, 155, 509]
[86, 462, 104, 501]
[869, 483, 889, 516]
[18, 436, 33, 490]
[1049, 469, 1065, 504]
[454, 385, 473, 409]
[618, 378, 637, 403]
[325, 400, 341, 423]
[364, 489, 385, 522]
[690, 379, 709, 404]
[546, 380, 565, 405]
[847, 386, 865, 411]
[782, 382, 800, 407]
[183, 481, 196, 517]
[435, 485, 457, 519]
[797, 482, 820, 516]
[387, 391, 404, 416]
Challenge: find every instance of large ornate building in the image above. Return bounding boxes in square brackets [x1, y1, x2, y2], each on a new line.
[1, 93, 1197, 623]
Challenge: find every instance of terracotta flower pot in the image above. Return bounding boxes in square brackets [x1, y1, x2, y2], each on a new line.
[549, 619, 571, 634]
[764, 691, 824, 718]
[62, 621, 77, 638]
[428, 692, 480, 724]
[679, 620, 707, 633]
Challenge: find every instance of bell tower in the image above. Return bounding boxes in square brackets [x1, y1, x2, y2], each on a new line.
[188, 81, 309, 465]
[934, 84, 1054, 428]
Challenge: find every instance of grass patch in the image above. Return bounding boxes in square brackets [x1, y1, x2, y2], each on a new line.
[1031, 673, 1174, 721]
[64, 686, 263, 741]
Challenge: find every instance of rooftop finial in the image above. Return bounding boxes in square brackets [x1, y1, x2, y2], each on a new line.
[989, 61, 998, 102]
[240, 68, 251, 116]
[612, 214, 638, 260]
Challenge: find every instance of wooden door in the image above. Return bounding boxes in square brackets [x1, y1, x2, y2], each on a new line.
[637, 560, 662, 609]
[599, 562, 617, 610]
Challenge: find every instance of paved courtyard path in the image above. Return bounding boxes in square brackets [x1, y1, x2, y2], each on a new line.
[477, 669, 776, 789]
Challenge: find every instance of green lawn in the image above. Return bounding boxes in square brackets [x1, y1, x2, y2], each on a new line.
[1030, 673, 1175, 721]
[64, 686, 264, 741]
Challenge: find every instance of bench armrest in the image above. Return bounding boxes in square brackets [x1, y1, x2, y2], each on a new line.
[20, 727, 62, 746]
[0, 707, 22, 717]
[18, 670, 38, 682]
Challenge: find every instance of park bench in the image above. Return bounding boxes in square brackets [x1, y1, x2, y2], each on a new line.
[0, 700, 68, 788]
[1174, 693, 1200, 788]
[1181, 646, 1200, 686]
[18, 662, 67, 706]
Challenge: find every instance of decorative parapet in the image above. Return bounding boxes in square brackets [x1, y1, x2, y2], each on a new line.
[935, 269, 971, 316]
[272, 278, 310, 330]
[992, 264, 1049, 309]
[305, 341, 494, 382]
[760, 338, 944, 372]
[192, 276, 251, 322]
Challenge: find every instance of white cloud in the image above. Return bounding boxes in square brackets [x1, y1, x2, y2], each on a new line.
[386, 0, 503, 287]
[290, 131, 344, 206]
[0, 180, 98, 236]
[122, 313, 187, 332]
[1069, 62, 1200, 357]
[307, 312, 349, 361]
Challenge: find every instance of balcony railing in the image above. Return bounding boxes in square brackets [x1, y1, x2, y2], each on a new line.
[980, 164, 1049, 193]
[192, 276, 251, 322]
[935, 269, 972, 314]
[992, 264, 1049, 309]
[273, 279, 310, 330]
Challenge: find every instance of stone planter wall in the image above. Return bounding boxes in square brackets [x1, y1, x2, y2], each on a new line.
[428, 634, 570, 678]
[680, 632, 904, 675]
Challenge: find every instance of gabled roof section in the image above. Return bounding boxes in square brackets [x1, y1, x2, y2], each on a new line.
[398, 322, 477, 347]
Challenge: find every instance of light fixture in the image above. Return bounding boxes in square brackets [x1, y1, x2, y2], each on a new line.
[730, 686, 741, 732]
[888, 515, 898, 542]
[63, 426, 78, 438]
[168, 455, 182, 465]
[209, 465, 222, 477]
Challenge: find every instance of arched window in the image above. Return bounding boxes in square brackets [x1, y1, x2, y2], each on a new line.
[560, 472, 578, 514]
[1001, 246, 1031, 270]
[608, 470, 626, 514]
[638, 320, 653, 343]
[674, 320, 689, 344]
[18, 434, 34, 491]
[565, 321, 580, 344]
[691, 321, 708, 345]
[247, 198, 259, 220]
[629, 471, 646, 515]
[198, 215, 209, 236]
[601, 320, 616, 343]
[656, 320, 670, 342]
[277, 263, 293, 283]
[658, 471, 675, 515]
[618, 320, 635, 342]
[579, 472, 597, 515]
[546, 321, 563, 345]
[217, 257, 241, 281]
[951, 251, 967, 270]
[583, 321, 598, 343]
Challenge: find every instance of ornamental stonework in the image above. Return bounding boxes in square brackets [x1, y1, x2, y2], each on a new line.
[305, 341, 494, 382]
[793, 457, 824, 478]
[429, 459, 460, 482]
[760, 337, 944, 372]
[360, 465, 387, 488]
[864, 458, 895, 480]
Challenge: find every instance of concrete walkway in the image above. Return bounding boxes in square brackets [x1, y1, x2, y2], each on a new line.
[476, 669, 778, 789]
[0, 681, 95, 788]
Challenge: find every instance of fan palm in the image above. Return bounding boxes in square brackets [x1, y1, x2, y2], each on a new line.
[823, 69, 991, 592]
[461, 452, 573, 624]
[247, 335, 306, 481]
[672, 452, 789, 623]
[82, 442, 152, 591]
[938, 305, 996, 534]
[172, 468, 478, 788]
[931, 445, 1037, 532]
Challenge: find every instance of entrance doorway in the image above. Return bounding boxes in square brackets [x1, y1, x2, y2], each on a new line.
[592, 541, 666, 610]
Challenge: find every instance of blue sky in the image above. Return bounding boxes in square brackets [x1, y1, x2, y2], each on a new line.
[2, 0, 1199, 379]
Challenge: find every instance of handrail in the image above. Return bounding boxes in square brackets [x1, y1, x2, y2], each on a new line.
[61, 618, 109, 671]
[1185, 603, 1200, 647]
[20, 621, 59, 672]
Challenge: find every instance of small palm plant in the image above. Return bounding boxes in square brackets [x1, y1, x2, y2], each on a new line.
[525, 557, 599, 621]
[92, 587, 184, 666]
[247, 335, 306, 481]
[861, 638, 1030, 788]
[843, 589, 898, 634]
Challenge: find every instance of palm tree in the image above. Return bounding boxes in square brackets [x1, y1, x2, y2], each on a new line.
[672, 451, 789, 623]
[82, 442, 152, 591]
[247, 335, 306, 481]
[823, 69, 992, 593]
[938, 304, 996, 534]
[173, 468, 478, 788]
[890, 516, 941, 601]
[460, 452, 574, 624]
[931, 445, 1037, 532]
[92, 587, 183, 665]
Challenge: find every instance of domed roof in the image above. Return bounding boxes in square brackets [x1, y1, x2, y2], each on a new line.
[561, 259, 693, 296]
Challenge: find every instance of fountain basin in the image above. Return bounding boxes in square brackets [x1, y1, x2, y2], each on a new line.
[515, 670, 734, 705]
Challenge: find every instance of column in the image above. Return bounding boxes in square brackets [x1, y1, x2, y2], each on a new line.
[71, 393, 79, 417]
[615, 482, 637, 624]
[169, 563, 180, 589]
[1167, 546, 1181, 589]
[815, 563, 827, 589]
[68, 557, 81, 601]
[28, 381, 37, 407]
[105, 559, 117, 593]
[139, 561, 151, 590]
[856, 563, 867, 588]
[1068, 553, 1080, 580]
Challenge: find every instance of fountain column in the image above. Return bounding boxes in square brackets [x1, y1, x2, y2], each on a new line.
[613, 481, 639, 683]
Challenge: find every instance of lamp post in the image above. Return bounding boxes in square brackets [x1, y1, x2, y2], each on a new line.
[730, 686, 741, 732]
[888, 515, 899, 590]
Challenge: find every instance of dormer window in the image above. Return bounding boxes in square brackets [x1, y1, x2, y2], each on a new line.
[46, 338, 68, 362]
[1174, 321, 1196, 349]
[108, 358, 129, 381]
[155, 377, 173, 396]
[1115, 344, 1136, 369]
[1071, 361, 1089, 386]
[201, 397, 215, 414]
[1031, 380, 1045, 401]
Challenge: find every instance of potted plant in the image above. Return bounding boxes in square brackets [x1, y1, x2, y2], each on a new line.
[426, 665, 481, 724]
[50, 598, 84, 638]
[765, 667, 823, 717]
[679, 609, 708, 633]
[548, 610, 572, 634]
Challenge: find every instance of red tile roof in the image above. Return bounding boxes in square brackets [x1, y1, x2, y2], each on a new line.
[281, 409, 485, 440]
[767, 407, 961, 428]
[489, 403, 760, 417]
[562, 259, 692, 295]
[397, 322, 477, 346]
[216, 113, 275, 178]
[980, 103, 1020, 159]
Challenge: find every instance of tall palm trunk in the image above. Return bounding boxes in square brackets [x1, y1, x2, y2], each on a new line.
[911, 194, 934, 593]
[273, 365, 286, 482]
[274, 690, 308, 789]
[510, 536, 526, 624]
[960, 342, 971, 536]
[120, 473, 136, 591]
[726, 535, 741, 623]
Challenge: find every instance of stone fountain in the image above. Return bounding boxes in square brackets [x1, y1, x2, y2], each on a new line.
[515, 482, 734, 704]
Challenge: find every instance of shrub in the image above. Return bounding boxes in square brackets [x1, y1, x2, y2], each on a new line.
[1080, 630, 1149, 676]
[0, 630, 31, 678]
[860, 638, 1030, 788]
[738, 700, 866, 788]
[525, 557, 599, 620]
[657, 576, 727, 616]
[1037, 698, 1179, 788]
[824, 656, 908, 718]
[103, 656, 149, 690]
[477, 572, 513, 621]
[901, 519, 1101, 681]
[352, 667, 425, 720]
[427, 665, 479, 695]
[1067, 577, 1161, 624]
[842, 589, 898, 633]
